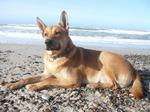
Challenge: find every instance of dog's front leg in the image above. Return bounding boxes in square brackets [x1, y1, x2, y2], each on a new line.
[26, 77, 81, 91]
[6, 74, 46, 90]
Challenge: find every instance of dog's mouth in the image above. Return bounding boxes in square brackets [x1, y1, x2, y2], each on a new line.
[45, 39, 61, 51]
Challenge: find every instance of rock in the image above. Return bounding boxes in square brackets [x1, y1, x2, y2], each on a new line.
[78, 109, 84, 112]
[95, 91, 101, 98]
[44, 108, 51, 112]
[41, 94, 50, 100]
[69, 96, 80, 101]
[63, 106, 74, 112]
[0, 80, 5, 85]
[42, 94, 54, 101]
[40, 90, 49, 94]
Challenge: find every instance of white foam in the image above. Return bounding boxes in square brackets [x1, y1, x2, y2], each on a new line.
[104, 29, 150, 35]
[0, 31, 41, 39]
[70, 36, 150, 46]
[70, 28, 150, 35]
[0, 31, 150, 47]
[1, 25, 38, 30]
[2, 24, 150, 35]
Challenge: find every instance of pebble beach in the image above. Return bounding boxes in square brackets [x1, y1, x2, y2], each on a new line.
[0, 44, 150, 112]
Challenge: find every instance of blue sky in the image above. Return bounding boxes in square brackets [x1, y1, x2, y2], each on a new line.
[0, 0, 150, 30]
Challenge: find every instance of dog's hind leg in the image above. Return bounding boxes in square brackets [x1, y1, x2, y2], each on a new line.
[6, 73, 46, 90]
[87, 68, 118, 90]
[86, 82, 118, 90]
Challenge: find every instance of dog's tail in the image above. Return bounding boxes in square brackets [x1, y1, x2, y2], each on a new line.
[131, 71, 144, 99]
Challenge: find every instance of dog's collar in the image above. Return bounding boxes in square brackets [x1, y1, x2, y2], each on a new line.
[49, 48, 70, 62]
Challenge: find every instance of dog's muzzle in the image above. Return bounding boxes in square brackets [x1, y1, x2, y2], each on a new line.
[45, 39, 61, 51]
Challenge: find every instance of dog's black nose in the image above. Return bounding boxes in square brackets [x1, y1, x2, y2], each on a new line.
[45, 39, 53, 45]
[45, 39, 60, 51]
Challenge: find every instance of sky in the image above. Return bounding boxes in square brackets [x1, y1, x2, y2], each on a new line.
[0, 0, 150, 30]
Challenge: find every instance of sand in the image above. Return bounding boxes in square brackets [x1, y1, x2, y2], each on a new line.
[0, 44, 150, 112]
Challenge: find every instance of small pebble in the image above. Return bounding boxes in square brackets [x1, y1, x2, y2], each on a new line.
[41, 94, 50, 100]
[0, 80, 5, 85]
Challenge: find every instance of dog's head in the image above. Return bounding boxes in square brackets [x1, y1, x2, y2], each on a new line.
[37, 11, 71, 55]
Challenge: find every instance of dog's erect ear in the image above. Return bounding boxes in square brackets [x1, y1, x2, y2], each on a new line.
[59, 11, 69, 30]
[36, 17, 47, 32]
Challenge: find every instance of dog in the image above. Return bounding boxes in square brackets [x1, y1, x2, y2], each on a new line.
[6, 11, 144, 99]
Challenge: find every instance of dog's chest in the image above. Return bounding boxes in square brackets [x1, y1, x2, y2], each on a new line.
[53, 67, 70, 79]
[56, 68, 70, 79]
[45, 61, 70, 79]
[46, 62, 59, 74]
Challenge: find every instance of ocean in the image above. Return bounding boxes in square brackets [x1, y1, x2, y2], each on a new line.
[0, 24, 150, 49]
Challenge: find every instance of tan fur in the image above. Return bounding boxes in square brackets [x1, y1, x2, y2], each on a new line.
[6, 11, 144, 99]
[131, 71, 144, 99]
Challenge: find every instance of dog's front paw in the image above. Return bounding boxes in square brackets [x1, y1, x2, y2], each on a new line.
[5, 83, 18, 90]
[25, 84, 38, 91]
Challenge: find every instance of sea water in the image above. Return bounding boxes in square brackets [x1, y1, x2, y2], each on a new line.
[0, 24, 150, 49]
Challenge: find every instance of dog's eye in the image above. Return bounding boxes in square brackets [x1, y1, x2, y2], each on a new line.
[55, 31, 61, 35]
[44, 33, 48, 37]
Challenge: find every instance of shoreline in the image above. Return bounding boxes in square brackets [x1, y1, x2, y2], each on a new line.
[1, 43, 150, 55]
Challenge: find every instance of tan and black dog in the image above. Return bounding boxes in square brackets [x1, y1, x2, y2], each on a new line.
[6, 11, 143, 99]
